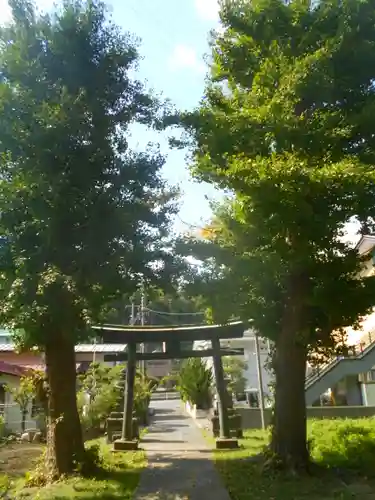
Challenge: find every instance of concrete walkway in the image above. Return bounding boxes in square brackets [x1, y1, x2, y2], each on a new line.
[134, 399, 231, 500]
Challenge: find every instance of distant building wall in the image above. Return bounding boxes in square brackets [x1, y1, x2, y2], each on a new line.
[362, 383, 375, 406]
[146, 360, 172, 378]
[236, 405, 375, 430]
[0, 373, 38, 433]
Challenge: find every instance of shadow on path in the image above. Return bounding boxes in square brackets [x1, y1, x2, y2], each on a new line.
[134, 399, 230, 500]
[134, 453, 230, 500]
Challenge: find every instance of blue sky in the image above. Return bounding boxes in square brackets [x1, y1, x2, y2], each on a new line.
[0, 0, 221, 234]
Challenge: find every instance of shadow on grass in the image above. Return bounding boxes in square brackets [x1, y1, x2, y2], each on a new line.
[11, 448, 145, 500]
[211, 423, 375, 500]
[13, 433, 375, 500]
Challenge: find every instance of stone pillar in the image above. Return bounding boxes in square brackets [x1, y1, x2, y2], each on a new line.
[211, 337, 238, 449]
[114, 340, 138, 451]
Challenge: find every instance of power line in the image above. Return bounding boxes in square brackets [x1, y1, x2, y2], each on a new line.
[145, 307, 205, 316]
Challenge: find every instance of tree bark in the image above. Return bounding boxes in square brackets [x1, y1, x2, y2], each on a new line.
[21, 409, 27, 433]
[45, 332, 85, 478]
[270, 273, 310, 471]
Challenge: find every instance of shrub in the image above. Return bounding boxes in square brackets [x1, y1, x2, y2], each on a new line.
[77, 363, 124, 431]
[0, 415, 5, 438]
[78, 363, 157, 430]
[310, 418, 375, 476]
[177, 358, 213, 409]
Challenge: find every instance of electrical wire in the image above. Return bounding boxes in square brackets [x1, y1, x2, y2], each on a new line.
[145, 307, 205, 316]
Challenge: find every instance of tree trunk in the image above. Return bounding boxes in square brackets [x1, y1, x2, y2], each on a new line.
[45, 332, 85, 478]
[21, 409, 27, 433]
[270, 273, 310, 471]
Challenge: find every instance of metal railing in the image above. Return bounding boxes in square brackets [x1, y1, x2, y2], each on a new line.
[305, 329, 375, 387]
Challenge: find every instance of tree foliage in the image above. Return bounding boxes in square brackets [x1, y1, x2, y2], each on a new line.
[223, 356, 247, 396]
[106, 288, 206, 327]
[78, 362, 156, 430]
[0, 0, 177, 477]
[0, 0, 177, 346]
[177, 358, 213, 409]
[6, 375, 36, 432]
[175, 0, 375, 469]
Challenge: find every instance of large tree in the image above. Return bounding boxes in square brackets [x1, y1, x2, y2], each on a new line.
[0, 0, 176, 477]
[176, 0, 375, 470]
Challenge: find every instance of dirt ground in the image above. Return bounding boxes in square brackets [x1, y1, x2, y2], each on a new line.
[0, 443, 44, 477]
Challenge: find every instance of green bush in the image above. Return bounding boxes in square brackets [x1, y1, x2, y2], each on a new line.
[134, 374, 153, 423]
[177, 358, 213, 409]
[77, 363, 124, 431]
[77, 363, 157, 431]
[0, 415, 5, 438]
[309, 418, 375, 476]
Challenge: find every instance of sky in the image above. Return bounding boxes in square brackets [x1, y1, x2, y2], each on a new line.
[0, 0, 222, 235]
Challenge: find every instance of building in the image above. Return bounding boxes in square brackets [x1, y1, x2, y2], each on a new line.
[0, 342, 128, 371]
[193, 330, 273, 406]
[0, 332, 171, 379]
[0, 361, 41, 433]
[305, 234, 375, 406]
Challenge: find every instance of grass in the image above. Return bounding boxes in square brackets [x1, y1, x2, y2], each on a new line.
[1, 438, 146, 500]
[213, 418, 375, 500]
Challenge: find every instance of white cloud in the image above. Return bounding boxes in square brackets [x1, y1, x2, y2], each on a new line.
[168, 44, 205, 74]
[194, 0, 220, 21]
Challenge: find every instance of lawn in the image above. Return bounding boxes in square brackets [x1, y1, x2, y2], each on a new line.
[0, 439, 146, 499]
[214, 418, 375, 500]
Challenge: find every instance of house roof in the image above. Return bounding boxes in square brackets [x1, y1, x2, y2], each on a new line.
[74, 344, 127, 353]
[0, 343, 127, 353]
[24, 363, 90, 372]
[0, 360, 29, 377]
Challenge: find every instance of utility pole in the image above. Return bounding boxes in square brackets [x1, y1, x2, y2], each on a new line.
[140, 281, 146, 375]
[255, 333, 266, 429]
[130, 302, 135, 326]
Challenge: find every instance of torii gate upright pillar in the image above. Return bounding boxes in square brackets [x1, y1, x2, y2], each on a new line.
[211, 336, 239, 449]
[113, 340, 138, 451]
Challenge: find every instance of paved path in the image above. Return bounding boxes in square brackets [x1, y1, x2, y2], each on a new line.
[134, 399, 231, 500]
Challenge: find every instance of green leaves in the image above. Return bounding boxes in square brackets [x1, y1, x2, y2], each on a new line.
[223, 356, 248, 395]
[177, 358, 213, 409]
[176, 0, 375, 354]
[5, 375, 35, 413]
[0, 0, 178, 345]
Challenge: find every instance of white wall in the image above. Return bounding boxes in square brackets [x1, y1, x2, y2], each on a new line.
[242, 350, 272, 396]
[0, 374, 39, 433]
[193, 333, 274, 399]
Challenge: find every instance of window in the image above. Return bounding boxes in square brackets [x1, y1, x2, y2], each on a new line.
[359, 370, 375, 383]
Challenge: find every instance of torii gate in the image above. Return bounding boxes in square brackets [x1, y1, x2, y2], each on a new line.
[93, 321, 245, 450]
